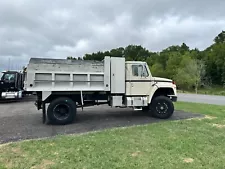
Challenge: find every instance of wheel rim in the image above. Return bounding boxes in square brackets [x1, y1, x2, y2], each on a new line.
[155, 101, 169, 114]
[53, 104, 70, 120]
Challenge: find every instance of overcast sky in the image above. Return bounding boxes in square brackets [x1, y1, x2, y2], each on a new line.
[0, 0, 225, 70]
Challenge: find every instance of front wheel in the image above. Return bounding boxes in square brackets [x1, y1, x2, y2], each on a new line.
[150, 96, 174, 119]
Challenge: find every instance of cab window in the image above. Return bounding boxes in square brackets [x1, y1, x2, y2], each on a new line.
[132, 64, 149, 77]
[132, 65, 142, 76]
[143, 65, 149, 77]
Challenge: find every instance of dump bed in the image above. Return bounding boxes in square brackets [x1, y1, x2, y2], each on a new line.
[24, 56, 125, 93]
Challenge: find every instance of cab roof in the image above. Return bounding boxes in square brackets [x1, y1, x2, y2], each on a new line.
[125, 61, 147, 64]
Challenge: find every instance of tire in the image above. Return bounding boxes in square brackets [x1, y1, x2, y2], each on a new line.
[47, 97, 76, 125]
[150, 96, 174, 119]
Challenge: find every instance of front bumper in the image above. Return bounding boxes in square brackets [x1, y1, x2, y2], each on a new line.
[1, 91, 23, 99]
[169, 95, 177, 102]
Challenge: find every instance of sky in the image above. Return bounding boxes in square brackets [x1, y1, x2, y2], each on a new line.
[0, 0, 225, 70]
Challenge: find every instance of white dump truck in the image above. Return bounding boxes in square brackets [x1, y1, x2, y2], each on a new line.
[24, 56, 177, 125]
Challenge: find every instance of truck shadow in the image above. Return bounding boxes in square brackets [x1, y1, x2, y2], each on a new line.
[0, 95, 36, 104]
[48, 108, 203, 126]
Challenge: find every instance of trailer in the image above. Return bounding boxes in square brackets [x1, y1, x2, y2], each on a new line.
[24, 56, 177, 125]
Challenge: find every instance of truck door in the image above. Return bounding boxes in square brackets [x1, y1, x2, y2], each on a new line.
[126, 63, 151, 96]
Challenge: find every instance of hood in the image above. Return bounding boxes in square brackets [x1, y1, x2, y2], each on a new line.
[0, 79, 16, 92]
[152, 77, 173, 83]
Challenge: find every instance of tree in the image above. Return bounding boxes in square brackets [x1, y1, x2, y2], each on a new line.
[180, 43, 190, 55]
[150, 63, 166, 77]
[189, 59, 206, 93]
[67, 56, 83, 60]
[214, 30, 225, 43]
[123, 45, 150, 61]
[83, 51, 105, 61]
[110, 47, 124, 57]
[174, 56, 193, 90]
[203, 42, 225, 85]
[174, 67, 193, 91]
[67, 56, 76, 60]
[174, 57, 206, 93]
[165, 51, 183, 79]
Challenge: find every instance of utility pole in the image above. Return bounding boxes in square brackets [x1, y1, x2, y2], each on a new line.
[8, 57, 11, 71]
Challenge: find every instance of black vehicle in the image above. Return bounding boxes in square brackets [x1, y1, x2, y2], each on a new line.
[0, 71, 24, 99]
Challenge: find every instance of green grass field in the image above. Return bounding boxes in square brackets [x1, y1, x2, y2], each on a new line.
[178, 85, 225, 96]
[0, 102, 225, 169]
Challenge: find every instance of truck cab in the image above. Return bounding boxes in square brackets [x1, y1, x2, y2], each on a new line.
[120, 60, 177, 118]
[0, 71, 24, 99]
[125, 61, 177, 101]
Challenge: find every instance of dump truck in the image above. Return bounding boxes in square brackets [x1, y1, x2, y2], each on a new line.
[24, 56, 177, 125]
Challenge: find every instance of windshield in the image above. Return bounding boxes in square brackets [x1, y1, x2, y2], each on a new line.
[2, 73, 15, 81]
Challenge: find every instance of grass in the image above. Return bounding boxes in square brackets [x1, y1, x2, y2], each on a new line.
[178, 85, 225, 96]
[0, 102, 225, 169]
[175, 102, 225, 118]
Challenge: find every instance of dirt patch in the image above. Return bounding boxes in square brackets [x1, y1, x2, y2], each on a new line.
[183, 158, 194, 163]
[0, 145, 5, 148]
[5, 160, 13, 169]
[0, 142, 12, 148]
[212, 123, 225, 128]
[187, 115, 217, 121]
[0, 146, 26, 168]
[131, 151, 141, 157]
[11, 147, 23, 154]
[186, 117, 203, 121]
[54, 152, 59, 156]
[31, 159, 55, 169]
[204, 115, 217, 120]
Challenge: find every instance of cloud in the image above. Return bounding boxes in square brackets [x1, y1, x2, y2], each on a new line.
[0, 0, 225, 70]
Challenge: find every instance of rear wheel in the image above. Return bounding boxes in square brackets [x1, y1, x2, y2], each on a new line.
[47, 97, 76, 125]
[150, 96, 174, 119]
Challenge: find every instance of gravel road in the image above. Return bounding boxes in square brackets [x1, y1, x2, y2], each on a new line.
[0, 96, 203, 144]
[178, 93, 225, 105]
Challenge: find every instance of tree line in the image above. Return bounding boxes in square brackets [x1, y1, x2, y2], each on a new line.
[67, 31, 225, 92]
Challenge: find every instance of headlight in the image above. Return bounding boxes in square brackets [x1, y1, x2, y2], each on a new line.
[1, 92, 6, 98]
